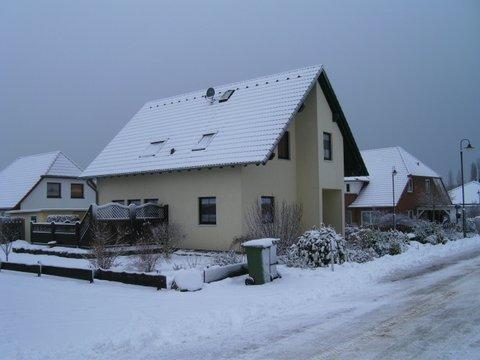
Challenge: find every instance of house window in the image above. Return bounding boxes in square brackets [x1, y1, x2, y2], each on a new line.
[112, 200, 125, 205]
[30, 216, 37, 223]
[425, 179, 431, 194]
[140, 140, 166, 158]
[407, 178, 414, 193]
[323, 132, 332, 160]
[361, 211, 374, 227]
[47, 182, 61, 198]
[219, 89, 235, 103]
[261, 196, 275, 223]
[193, 133, 216, 151]
[278, 131, 290, 160]
[144, 198, 158, 204]
[408, 210, 415, 219]
[71, 183, 84, 199]
[346, 210, 353, 225]
[346, 183, 351, 193]
[199, 197, 216, 225]
[127, 199, 141, 206]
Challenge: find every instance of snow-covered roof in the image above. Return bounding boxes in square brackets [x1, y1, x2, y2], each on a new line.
[349, 147, 440, 208]
[0, 151, 83, 210]
[449, 181, 480, 205]
[83, 65, 361, 178]
[345, 176, 370, 182]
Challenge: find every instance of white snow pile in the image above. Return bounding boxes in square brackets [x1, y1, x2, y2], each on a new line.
[172, 269, 204, 291]
[284, 226, 347, 268]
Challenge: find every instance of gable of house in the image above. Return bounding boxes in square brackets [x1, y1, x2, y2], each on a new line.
[82, 65, 367, 179]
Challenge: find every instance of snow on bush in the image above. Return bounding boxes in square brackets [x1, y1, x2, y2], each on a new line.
[212, 250, 243, 266]
[46, 214, 80, 223]
[474, 216, 480, 234]
[414, 220, 447, 244]
[284, 225, 347, 268]
[345, 226, 410, 261]
[172, 269, 204, 291]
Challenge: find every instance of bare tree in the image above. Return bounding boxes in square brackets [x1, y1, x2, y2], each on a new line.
[235, 200, 303, 255]
[134, 222, 183, 272]
[471, 162, 479, 182]
[88, 222, 127, 269]
[0, 220, 20, 262]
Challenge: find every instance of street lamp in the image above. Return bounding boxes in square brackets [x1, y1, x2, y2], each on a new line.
[392, 167, 398, 230]
[460, 138, 475, 237]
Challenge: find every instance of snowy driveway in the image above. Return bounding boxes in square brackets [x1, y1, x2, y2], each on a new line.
[1, 238, 480, 359]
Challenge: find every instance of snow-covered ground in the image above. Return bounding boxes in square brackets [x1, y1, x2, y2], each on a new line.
[1, 237, 480, 359]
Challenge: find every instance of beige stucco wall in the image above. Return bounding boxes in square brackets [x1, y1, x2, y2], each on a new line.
[95, 80, 346, 250]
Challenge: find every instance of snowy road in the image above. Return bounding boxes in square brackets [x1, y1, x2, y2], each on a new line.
[1, 238, 480, 359]
[233, 249, 480, 360]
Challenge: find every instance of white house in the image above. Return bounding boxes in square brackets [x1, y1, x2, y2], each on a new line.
[0, 151, 96, 240]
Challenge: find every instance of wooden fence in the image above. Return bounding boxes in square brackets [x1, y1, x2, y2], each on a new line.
[30, 203, 169, 247]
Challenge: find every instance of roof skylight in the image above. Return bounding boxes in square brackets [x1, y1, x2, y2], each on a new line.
[140, 140, 166, 158]
[219, 90, 235, 103]
[192, 133, 216, 151]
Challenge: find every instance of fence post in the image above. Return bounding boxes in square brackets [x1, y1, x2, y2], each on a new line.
[30, 221, 34, 243]
[50, 222, 56, 243]
[164, 204, 169, 223]
[37, 261, 42, 277]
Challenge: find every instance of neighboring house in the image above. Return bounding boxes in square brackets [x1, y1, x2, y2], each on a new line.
[82, 65, 367, 251]
[345, 146, 451, 226]
[449, 181, 480, 205]
[0, 151, 96, 241]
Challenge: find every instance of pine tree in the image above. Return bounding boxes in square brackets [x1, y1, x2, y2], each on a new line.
[471, 162, 479, 182]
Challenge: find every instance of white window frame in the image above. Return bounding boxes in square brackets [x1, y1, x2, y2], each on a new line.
[407, 178, 414, 193]
[407, 210, 415, 219]
[425, 179, 431, 194]
[361, 211, 373, 227]
[346, 183, 351, 193]
[192, 132, 217, 151]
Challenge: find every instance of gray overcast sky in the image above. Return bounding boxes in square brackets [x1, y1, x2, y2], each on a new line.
[1, 0, 479, 181]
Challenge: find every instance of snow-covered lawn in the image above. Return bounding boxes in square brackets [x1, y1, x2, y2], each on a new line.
[1, 237, 480, 359]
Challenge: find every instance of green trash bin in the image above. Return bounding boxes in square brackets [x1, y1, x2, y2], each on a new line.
[242, 238, 279, 285]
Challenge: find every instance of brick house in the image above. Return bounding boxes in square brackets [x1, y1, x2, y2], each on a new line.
[345, 147, 451, 226]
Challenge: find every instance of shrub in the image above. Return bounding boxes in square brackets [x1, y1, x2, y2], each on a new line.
[372, 230, 409, 256]
[212, 250, 243, 266]
[88, 222, 126, 269]
[374, 213, 419, 233]
[46, 214, 80, 223]
[474, 216, 480, 234]
[284, 225, 347, 268]
[413, 220, 446, 244]
[234, 200, 303, 255]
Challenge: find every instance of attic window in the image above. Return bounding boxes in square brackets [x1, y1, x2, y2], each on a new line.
[193, 132, 216, 151]
[219, 90, 235, 103]
[140, 140, 166, 158]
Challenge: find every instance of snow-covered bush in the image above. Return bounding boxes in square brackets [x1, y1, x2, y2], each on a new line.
[465, 218, 478, 234]
[46, 214, 80, 223]
[212, 250, 243, 266]
[374, 213, 419, 233]
[284, 226, 347, 268]
[474, 216, 480, 234]
[413, 220, 446, 244]
[345, 226, 409, 260]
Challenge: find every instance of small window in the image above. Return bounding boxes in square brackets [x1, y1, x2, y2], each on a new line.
[127, 199, 141, 206]
[47, 182, 61, 198]
[219, 89, 235, 103]
[261, 196, 275, 223]
[425, 179, 431, 194]
[144, 198, 158, 204]
[407, 178, 414, 193]
[346, 210, 353, 225]
[408, 210, 415, 219]
[140, 140, 166, 158]
[30, 216, 37, 223]
[361, 211, 373, 227]
[193, 133, 216, 151]
[71, 183, 84, 199]
[199, 197, 216, 225]
[112, 200, 125, 205]
[346, 183, 351, 193]
[278, 131, 290, 160]
[323, 132, 332, 160]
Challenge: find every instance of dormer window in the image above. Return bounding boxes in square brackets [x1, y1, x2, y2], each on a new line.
[193, 132, 216, 151]
[140, 140, 166, 158]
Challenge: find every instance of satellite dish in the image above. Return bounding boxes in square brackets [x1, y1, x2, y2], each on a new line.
[206, 87, 215, 99]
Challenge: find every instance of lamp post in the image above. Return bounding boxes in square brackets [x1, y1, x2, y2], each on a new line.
[460, 139, 475, 237]
[392, 167, 398, 230]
